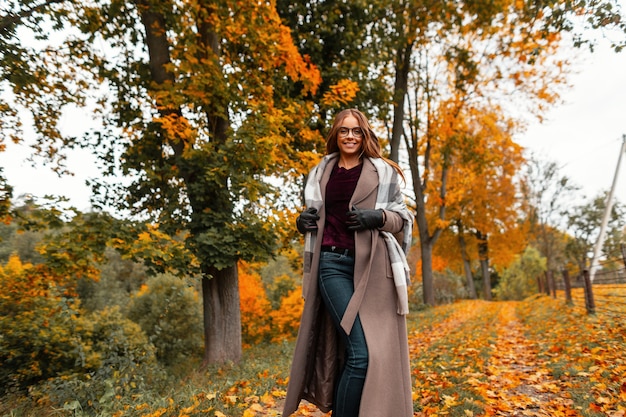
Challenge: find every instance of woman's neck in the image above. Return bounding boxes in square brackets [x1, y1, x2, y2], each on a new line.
[338, 155, 361, 170]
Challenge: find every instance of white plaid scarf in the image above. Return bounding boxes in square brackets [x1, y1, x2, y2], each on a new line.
[303, 154, 413, 315]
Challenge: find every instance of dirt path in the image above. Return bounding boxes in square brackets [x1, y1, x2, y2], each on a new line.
[466, 302, 578, 416]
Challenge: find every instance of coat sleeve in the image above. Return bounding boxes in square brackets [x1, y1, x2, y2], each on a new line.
[380, 209, 404, 234]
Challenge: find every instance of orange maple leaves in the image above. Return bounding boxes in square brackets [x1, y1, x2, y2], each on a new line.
[408, 298, 625, 416]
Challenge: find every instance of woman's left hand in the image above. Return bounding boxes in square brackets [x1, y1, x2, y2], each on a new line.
[346, 208, 384, 231]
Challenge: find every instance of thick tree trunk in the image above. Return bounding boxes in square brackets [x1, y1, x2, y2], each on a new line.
[201, 264, 242, 365]
[138, 1, 242, 366]
[457, 230, 477, 299]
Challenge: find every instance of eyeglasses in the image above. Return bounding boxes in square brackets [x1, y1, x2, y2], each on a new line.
[338, 127, 364, 138]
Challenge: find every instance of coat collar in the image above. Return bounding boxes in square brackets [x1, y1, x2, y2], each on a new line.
[350, 158, 378, 209]
[319, 156, 378, 209]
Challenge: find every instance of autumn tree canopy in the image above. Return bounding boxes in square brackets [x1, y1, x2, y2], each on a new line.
[1, 0, 324, 364]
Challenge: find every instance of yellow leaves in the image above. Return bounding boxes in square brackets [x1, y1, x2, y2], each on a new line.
[406, 298, 626, 415]
[2, 253, 31, 276]
[275, 26, 322, 95]
[215, 2, 321, 97]
[224, 395, 238, 405]
[269, 286, 303, 342]
[115, 223, 199, 276]
[153, 113, 196, 150]
[140, 408, 167, 417]
[321, 79, 360, 107]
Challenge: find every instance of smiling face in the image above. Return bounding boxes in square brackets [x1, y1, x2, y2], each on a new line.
[336, 115, 363, 160]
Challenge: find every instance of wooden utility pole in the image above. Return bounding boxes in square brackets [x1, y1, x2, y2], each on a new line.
[589, 135, 626, 281]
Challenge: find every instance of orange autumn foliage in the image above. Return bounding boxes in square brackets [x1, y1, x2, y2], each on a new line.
[238, 261, 304, 346]
[269, 286, 303, 343]
[238, 261, 272, 347]
[321, 79, 360, 108]
[416, 255, 449, 275]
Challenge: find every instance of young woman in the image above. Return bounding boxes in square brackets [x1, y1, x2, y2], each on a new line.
[283, 109, 413, 417]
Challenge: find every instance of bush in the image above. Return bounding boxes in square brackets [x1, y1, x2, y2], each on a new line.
[494, 246, 545, 300]
[269, 286, 303, 342]
[433, 269, 468, 303]
[34, 306, 161, 413]
[0, 256, 82, 392]
[127, 273, 203, 366]
[410, 269, 468, 307]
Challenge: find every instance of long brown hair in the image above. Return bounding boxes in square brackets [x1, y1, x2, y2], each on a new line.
[325, 108, 405, 181]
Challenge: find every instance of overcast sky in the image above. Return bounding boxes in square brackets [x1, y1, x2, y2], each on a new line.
[1, 21, 625, 213]
[516, 38, 626, 206]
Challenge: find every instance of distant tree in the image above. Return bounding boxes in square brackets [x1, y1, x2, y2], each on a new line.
[436, 109, 526, 300]
[78, 247, 148, 313]
[566, 192, 626, 271]
[494, 246, 546, 301]
[521, 155, 579, 274]
[0, 168, 11, 222]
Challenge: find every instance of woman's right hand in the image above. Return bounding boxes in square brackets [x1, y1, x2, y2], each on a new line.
[296, 207, 319, 234]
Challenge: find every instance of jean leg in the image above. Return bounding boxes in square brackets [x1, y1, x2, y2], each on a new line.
[318, 253, 368, 417]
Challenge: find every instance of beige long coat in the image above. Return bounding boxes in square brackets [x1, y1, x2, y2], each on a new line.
[283, 157, 413, 417]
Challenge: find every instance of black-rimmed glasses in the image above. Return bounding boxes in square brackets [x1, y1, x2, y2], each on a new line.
[338, 127, 364, 138]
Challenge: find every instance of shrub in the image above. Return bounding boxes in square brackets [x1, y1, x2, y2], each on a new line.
[127, 273, 203, 365]
[433, 269, 468, 303]
[266, 273, 297, 310]
[494, 246, 546, 300]
[0, 255, 82, 392]
[410, 269, 468, 307]
[269, 286, 304, 342]
[0, 255, 161, 412]
[35, 306, 161, 413]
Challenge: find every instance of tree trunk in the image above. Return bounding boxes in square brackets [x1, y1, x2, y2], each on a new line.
[195, 1, 241, 366]
[480, 258, 491, 300]
[457, 230, 477, 299]
[420, 238, 435, 306]
[390, 44, 411, 163]
[562, 269, 573, 305]
[202, 265, 242, 365]
[391, 41, 438, 306]
[476, 231, 491, 300]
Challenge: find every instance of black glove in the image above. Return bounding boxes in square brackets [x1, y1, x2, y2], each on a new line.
[346, 208, 384, 231]
[296, 207, 319, 234]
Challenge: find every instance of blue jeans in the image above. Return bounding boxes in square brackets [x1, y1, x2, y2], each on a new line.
[318, 251, 368, 417]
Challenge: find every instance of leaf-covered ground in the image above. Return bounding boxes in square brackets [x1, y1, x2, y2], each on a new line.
[3, 295, 625, 416]
[278, 296, 626, 416]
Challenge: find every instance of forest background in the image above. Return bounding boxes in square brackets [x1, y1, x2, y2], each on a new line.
[1, 0, 626, 416]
